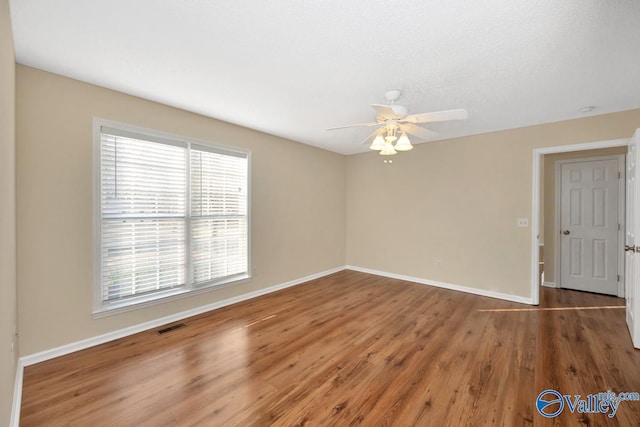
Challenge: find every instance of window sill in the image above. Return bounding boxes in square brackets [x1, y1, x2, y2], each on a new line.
[92, 273, 251, 319]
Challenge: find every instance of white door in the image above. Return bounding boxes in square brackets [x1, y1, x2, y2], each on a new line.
[626, 130, 640, 348]
[559, 158, 620, 295]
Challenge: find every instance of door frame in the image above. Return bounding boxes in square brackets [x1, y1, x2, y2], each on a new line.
[531, 138, 629, 305]
[554, 155, 625, 297]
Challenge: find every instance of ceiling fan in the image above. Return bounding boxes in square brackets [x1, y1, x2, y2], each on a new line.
[328, 90, 468, 155]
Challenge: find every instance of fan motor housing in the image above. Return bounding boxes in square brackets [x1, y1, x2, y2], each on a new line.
[390, 104, 408, 118]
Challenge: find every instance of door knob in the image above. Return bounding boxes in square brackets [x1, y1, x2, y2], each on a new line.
[562, 230, 570, 235]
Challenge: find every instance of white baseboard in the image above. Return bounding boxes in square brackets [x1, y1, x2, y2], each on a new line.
[20, 266, 346, 367]
[542, 281, 558, 288]
[10, 359, 23, 427]
[346, 265, 534, 305]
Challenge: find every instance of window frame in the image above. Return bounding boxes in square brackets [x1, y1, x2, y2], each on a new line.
[92, 118, 251, 317]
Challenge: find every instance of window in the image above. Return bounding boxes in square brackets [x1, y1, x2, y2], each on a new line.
[94, 120, 250, 314]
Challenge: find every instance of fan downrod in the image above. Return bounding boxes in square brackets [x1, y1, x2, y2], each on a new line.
[384, 89, 402, 103]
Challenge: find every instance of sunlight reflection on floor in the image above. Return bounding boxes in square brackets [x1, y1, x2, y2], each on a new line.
[478, 306, 625, 312]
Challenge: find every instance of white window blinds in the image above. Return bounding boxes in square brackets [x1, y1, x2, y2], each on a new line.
[190, 148, 248, 285]
[97, 124, 249, 310]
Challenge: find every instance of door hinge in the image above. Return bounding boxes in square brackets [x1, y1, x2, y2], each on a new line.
[619, 223, 621, 231]
[619, 171, 621, 179]
[618, 274, 621, 282]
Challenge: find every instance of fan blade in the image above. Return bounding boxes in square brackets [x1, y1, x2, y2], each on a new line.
[360, 129, 381, 145]
[371, 104, 408, 119]
[402, 123, 438, 141]
[327, 122, 380, 130]
[401, 109, 468, 124]
[371, 104, 395, 118]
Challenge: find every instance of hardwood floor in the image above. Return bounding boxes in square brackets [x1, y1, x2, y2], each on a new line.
[20, 270, 640, 426]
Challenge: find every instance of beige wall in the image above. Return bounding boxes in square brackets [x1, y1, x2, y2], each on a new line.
[542, 146, 627, 284]
[16, 66, 346, 356]
[13, 63, 640, 359]
[346, 110, 640, 299]
[0, 0, 17, 423]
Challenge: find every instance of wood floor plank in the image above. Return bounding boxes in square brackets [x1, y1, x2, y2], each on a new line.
[19, 270, 640, 426]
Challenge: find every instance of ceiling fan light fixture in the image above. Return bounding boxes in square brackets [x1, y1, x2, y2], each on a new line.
[369, 134, 385, 150]
[394, 131, 413, 151]
[385, 135, 397, 143]
[327, 91, 467, 156]
[380, 142, 397, 156]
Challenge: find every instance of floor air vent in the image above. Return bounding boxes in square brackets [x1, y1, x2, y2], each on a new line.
[156, 323, 187, 335]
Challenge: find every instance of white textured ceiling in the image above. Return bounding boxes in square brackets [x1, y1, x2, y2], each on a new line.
[9, 0, 640, 154]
